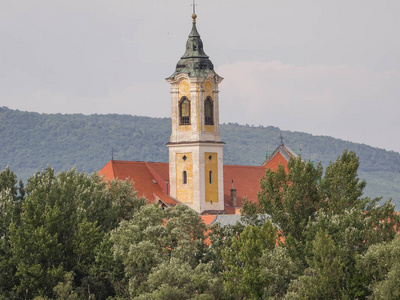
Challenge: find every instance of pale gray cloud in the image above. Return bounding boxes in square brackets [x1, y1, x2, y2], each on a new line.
[217, 61, 400, 152]
[1, 0, 399, 153]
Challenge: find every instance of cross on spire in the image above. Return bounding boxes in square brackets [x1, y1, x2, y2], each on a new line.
[192, 0, 197, 15]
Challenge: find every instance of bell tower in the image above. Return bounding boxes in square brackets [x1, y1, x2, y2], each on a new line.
[166, 11, 225, 214]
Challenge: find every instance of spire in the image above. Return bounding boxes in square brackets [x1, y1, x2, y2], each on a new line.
[280, 133, 284, 146]
[182, 16, 208, 60]
[168, 8, 215, 79]
[192, 0, 197, 21]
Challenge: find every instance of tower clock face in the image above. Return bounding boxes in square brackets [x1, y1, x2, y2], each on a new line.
[179, 81, 190, 95]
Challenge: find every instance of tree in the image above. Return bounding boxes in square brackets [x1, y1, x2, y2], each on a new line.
[258, 158, 323, 241]
[222, 221, 278, 299]
[286, 230, 346, 299]
[104, 204, 208, 298]
[372, 263, 400, 299]
[321, 149, 368, 213]
[259, 246, 299, 299]
[105, 178, 147, 225]
[133, 258, 223, 300]
[302, 199, 399, 297]
[0, 167, 24, 237]
[356, 235, 400, 299]
[52, 272, 80, 300]
[256, 149, 400, 298]
[0, 167, 24, 299]
[89, 233, 126, 299]
[202, 222, 245, 275]
[9, 167, 142, 299]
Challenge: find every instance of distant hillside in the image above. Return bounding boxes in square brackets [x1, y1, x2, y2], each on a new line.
[1, 107, 400, 209]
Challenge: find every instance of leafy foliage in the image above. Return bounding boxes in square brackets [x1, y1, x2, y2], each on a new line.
[286, 230, 347, 299]
[356, 235, 400, 299]
[133, 258, 223, 300]
[0, 167, 23, 299]
[98, 204, 210, 298]
[1, 148, 400, 299]
[251, 150, 400, 299]
[321, 149, 368, 213]
[5, 167, 143, 299]
[222, 221, 278, 299]
[258, 158, 323, 241]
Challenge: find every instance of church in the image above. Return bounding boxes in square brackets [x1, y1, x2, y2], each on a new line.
[99, 11, 298, 216]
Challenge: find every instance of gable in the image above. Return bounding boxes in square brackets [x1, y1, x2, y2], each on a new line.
[264, 152, 289, 172]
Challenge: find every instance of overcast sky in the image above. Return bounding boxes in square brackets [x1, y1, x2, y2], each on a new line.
[1, 0, 400, 153]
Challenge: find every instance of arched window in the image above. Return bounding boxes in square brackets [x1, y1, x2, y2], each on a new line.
[183, 171, 187, 184]
[179, 97, 190, 125]
[209, 171, 213, 184]
[204, 97, 213, 125]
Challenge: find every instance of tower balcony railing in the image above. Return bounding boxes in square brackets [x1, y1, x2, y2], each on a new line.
[180, 116, 190, 125]
[205, 116, 214, 125]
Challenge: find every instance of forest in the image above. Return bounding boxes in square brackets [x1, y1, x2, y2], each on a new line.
[1, 107, 399, 208]
[1, 150, 399, 299]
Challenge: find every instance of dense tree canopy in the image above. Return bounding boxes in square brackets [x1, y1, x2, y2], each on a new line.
[0, 149, 399, 299]
[1, 167, 145, 299]
[252, 150, 400, 299]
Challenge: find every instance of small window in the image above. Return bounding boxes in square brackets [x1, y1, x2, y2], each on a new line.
[179, 97, 190, 125]
[209, 171, 213, 184]
[183, 171, 187, 184]
[204, 97, 213, 125]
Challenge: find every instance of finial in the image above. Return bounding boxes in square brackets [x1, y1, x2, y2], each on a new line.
[280, 133, 284, 145]
[191, 0, 197, 23]
[112, 147, 114, 161]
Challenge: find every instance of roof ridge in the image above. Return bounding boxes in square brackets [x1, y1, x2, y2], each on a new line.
[109, 160, 165, 164]
[224, 164, 265, 168]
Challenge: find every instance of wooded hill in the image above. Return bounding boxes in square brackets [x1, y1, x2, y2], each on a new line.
[1, 106, 399, 208]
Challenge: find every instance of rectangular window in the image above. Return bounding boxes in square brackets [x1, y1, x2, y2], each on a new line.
[183, 171, 187, 184]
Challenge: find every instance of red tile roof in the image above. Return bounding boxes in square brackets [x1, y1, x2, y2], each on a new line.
[100, 160, 268, 214]
[99, 161, 178, 206]
[147, 162, 169, 181]
[263, 152, 289, 172]
[223, 165, 266, 213]
[201, 215, 217, 225]
[99, 144, 294, 215]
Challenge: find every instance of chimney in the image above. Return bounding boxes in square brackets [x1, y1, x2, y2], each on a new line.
[231, 180, 237, 207]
